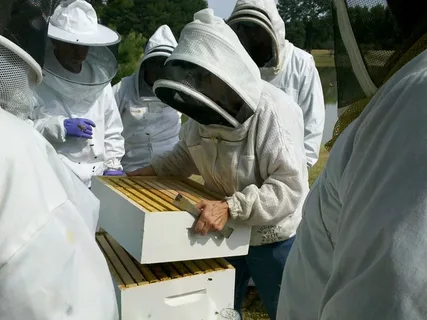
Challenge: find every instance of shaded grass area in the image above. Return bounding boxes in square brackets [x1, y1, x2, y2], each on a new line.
[312, 49, 335, 68]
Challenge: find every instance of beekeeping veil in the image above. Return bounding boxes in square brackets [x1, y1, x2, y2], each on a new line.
[327, 0, 427, 149]
[227, 0, 289, 74]
[42, 0, 120, 114]
[153, 9, 262, 128]
[137, 25, 177, 100]
[0, 0, 59, 119]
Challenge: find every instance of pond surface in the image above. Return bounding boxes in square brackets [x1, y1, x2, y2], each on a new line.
[318, 67, 338, 144]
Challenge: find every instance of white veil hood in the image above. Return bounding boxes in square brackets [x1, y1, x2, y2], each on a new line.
[154, 8, 262, 127]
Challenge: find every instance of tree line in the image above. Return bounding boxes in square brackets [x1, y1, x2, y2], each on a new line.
[90, 0, 207, 83]
[89, 0, 403, 84]
[278, 0, 402, 52]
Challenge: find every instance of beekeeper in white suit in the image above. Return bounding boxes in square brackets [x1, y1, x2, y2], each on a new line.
[113, 25, 181, 172]
[32, 0, 125, 187]
[278, 0, 427, 319]
[128, 9, 308, 319]
[228, 0, 325, 168]
[0, 0, 118, 318]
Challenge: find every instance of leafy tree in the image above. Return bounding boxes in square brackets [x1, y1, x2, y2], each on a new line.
[112, 31, 146, 85]
[278, 0, 332, 52]
[97, 0, 208, 40]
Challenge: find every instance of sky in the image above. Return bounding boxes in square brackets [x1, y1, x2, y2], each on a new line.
[207, 0, 278, 19]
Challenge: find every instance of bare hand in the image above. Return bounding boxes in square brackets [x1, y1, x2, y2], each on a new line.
[126, 165, 157, 176]
[194, 200, 230, 236]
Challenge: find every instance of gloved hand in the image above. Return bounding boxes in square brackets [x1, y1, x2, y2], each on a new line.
[64, 118, 96, 139]
[103, 170, 125, 176]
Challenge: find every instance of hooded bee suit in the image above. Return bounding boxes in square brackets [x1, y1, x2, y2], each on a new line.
[228, 0, 325, 168]
[0, 1, 118, 318]
[113, 25, 181, 172]
[147, 9, 308, 319]
[32, 0, 125, 187]
[278, 0, 427, 319]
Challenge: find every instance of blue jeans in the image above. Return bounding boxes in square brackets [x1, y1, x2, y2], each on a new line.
[226, 237, 295, 320]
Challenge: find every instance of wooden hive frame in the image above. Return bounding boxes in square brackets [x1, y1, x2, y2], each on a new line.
[96, 232, 234, 289]
[99, 176, 221, 213]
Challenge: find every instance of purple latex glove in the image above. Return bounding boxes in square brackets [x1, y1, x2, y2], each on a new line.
[64, 118, 96, 139]
[103, 170, 125, 176]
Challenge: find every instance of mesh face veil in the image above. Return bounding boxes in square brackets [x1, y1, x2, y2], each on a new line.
[0, 43, 37, 119]
[154, 60, 254, 128]
[0, 0, 60, 119]
[326, 0, 427, 149]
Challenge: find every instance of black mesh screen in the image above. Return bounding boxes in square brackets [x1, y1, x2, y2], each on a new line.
[333, 0, 403, 110]
[0, 0, 60, 67]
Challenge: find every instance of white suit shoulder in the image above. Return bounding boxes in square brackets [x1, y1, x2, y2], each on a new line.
[291, 46, 317, 74]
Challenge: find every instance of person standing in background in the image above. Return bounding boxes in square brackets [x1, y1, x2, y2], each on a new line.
[32, 0, 125, 187]
[228, 0, 325, 168]
[113, 25, 181, 172]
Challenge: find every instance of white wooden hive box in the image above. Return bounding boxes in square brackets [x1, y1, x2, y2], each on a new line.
[92, 176, 251, 264]
[97, 232, 235, 320]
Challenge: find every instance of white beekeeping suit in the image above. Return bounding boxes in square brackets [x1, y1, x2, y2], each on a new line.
[32, 0, 125, 187]
[278, 0, 427, 319]
[141, 9, 309, 247]
[113, 25, 181, 172]
[0, 0, 118, 318]
[228, 0, 325, 167]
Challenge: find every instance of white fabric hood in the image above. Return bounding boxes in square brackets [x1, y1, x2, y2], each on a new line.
[153, 8, 262, 127]
[228, 0, 289, 72]
[137, 25, 177, 98]
[142, 25, 177, 64]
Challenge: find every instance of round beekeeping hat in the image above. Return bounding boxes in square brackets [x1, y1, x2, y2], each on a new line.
[48, 0, 120, 46]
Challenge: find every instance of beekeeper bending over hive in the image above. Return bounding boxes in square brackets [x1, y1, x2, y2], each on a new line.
[0, 0, 118, 318]
[128, 9, 309, 319]
[228, 0, 325, 168]
[113, 25, 181, 172]
[278, 0, 427, 319]
[32, 0, 125, 187]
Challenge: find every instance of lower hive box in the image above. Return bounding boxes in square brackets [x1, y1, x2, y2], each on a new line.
[97, 232, 235, 320]
[92, 176, 251, 264]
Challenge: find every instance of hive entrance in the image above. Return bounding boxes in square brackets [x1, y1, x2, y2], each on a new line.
[101, 177, 219, 212]
[96, 232, 233, 289]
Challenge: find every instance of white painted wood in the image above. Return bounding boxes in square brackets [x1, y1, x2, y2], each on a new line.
[116, 269, 235, 320]
[92, 178, 251, 264]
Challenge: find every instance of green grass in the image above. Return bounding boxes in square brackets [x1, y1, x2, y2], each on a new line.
[312, 49, 335, 68]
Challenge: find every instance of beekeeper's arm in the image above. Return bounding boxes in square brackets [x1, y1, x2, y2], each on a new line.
[112, 79, 126, 115]
[299, 59, 325, 168]
[226, 109, 307, 226]
[319, 78, 427, 320]
[146, 121, 199, 177]
[31, 94, 68, 143]
[103, 85, 125, 171]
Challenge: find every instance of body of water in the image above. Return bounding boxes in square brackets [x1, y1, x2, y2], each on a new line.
[318, 67, 338, 144]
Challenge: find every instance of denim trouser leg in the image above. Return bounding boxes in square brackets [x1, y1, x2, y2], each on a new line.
[227, 237, 295, 320]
